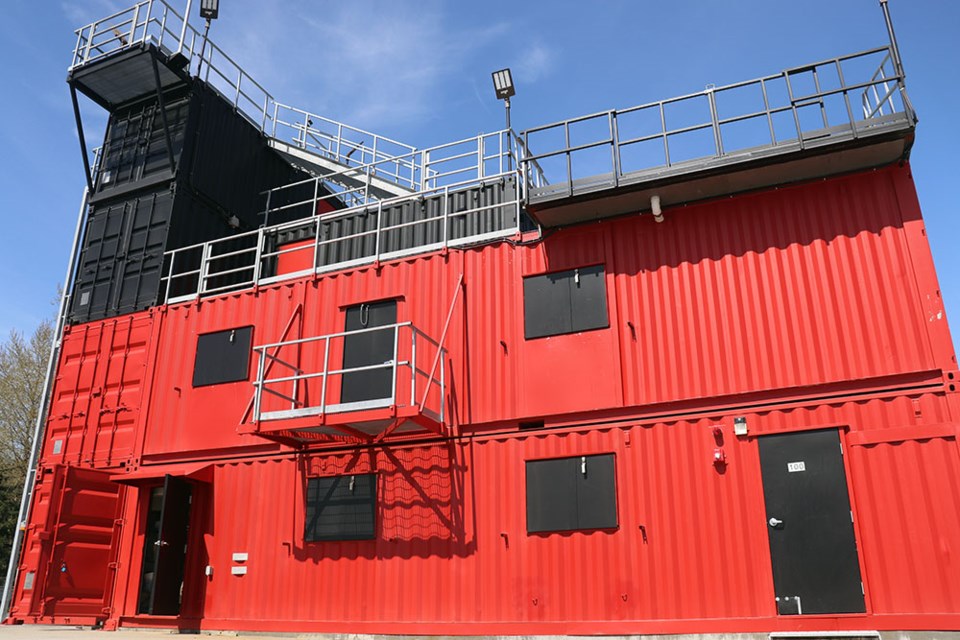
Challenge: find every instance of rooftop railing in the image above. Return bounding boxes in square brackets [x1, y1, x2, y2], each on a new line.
[70, 0, 419, 191]
[159, 129, 539, 303]
[522, 45, 916, 201]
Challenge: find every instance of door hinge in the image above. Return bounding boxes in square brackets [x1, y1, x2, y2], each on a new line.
[850, 510, 854, 523]
[861, 581, 865, 595]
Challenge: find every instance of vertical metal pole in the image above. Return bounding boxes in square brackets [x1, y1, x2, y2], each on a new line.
[374, 201, 383, 262]
[129, 3, 140, 46]
[312, 215, 321, 274]
[158, 4, 168, 50]
[836, 61, 859, 138]
[504, 97, 513, 172]
[659, 102, 671, 166]
[784, 71, 805, 150]
[706, 89, 723, 157]
[564, 122, 573, 197]
[253, 349, 265, 421]
[390, 326, 399, 404]
[320, 337, 330, 414]
[880, 0, 907, 82]
[610, 111, 620, 187]
[812, 67, 829, 128]
[178, 0, 193, 54]
[477, 135, 484, 180]
[442, 187, 450, 250]
[252, 228, 265, 285]
[83, 25, 94, 64]
[1, 187, 89, 621]
[199, 242, 212, 294]
[439, 352, 445, 424]
[164, 249, 176, 301]
[410, 329, 417, 406]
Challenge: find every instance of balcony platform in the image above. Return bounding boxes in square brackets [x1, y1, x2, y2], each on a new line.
[69, 42, 190, 110]
[526, 117, 914, 228]
[240, 405, 442, 444]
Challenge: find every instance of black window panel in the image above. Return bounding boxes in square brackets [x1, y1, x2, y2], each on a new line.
[523, 265, 608, 339]
[305, 474, 377, 541]
[525, 457, 579, 533]
[569, 265, 608, 333]
[526, 453, 618, 533]
[576, 453, 618, 530]
[341, 300, 397, 404]
[192, 326, 253, 387]
[523, 271, 572, 339]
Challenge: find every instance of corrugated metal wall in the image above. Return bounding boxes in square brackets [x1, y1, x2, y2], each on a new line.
[127, 391, 957, 631]
[42, 313, 155, 467]
[128, 164, 954, 458]
[14, 164, 960, 632]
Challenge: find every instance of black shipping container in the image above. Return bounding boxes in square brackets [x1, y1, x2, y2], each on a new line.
[69, 75, 314, 323]
[266, 175, 520, 274]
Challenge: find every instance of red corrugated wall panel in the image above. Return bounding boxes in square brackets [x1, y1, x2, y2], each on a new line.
[145, 390, 958, 632]
[610, 167, 935, 406]
[849, 436, 960, 614]
[16, 164, 959, 633]
[41, 312, 154, 467]
[137, 165, 951, 457]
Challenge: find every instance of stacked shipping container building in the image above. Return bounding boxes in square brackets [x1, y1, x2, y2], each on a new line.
[3, 1, 959, 637]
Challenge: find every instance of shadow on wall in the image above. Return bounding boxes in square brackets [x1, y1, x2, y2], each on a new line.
[292, 439, 476, 562]
[541, 167, 905, 274]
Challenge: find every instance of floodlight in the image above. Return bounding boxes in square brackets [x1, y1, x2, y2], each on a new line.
[491, 68, 515, 100]
[200, 0, 219, 20]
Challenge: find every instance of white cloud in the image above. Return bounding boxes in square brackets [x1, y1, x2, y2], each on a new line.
[515, 41, 555, 84]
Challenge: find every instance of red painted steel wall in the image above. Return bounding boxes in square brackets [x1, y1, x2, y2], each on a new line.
[103, 391, 959, 633]
[9, 466, 123, 624]
[40, 313, 155, 468]
[130, 165, 955, 460]
[9, 164, 960, 633]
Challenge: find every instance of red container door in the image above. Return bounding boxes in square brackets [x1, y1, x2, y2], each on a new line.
[35, 466, 124, 622]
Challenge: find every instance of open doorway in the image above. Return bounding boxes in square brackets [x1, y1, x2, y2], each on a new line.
[137, 475, 193, 615]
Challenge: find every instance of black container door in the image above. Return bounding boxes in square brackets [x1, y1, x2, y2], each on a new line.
[759, 429, 865, 615]
[141, 475, 192, 616]
[341, 301, 397, 404]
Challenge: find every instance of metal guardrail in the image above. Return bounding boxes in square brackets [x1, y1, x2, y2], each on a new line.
[264, 129, 540, 219]
[159, 128, 543, 303]
[69, 0, 420, 191]
[522, 45, 916, 200]
[252, 322, 446, 425]
[271, 103, 420, 189]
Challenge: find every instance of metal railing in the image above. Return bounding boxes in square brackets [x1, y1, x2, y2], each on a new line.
[252, 323, 446, 425]
[522, 45, 916, 201]
[263, 129, 540, 220]
[70, 0, 419, 186]
[270, 103, 420, 190]
[159, 129, 542, 303]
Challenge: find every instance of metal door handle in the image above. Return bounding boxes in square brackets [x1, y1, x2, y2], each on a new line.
[768, 517, 783, 528]
[154, 540, 169, 547]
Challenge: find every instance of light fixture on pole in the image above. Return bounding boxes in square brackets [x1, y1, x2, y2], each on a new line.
[197, 0, 220, 77]
[491, 68, 515, 131]
[491, 68, 516, 171]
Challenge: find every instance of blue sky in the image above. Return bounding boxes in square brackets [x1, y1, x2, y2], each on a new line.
[0, 0, 957, 344]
